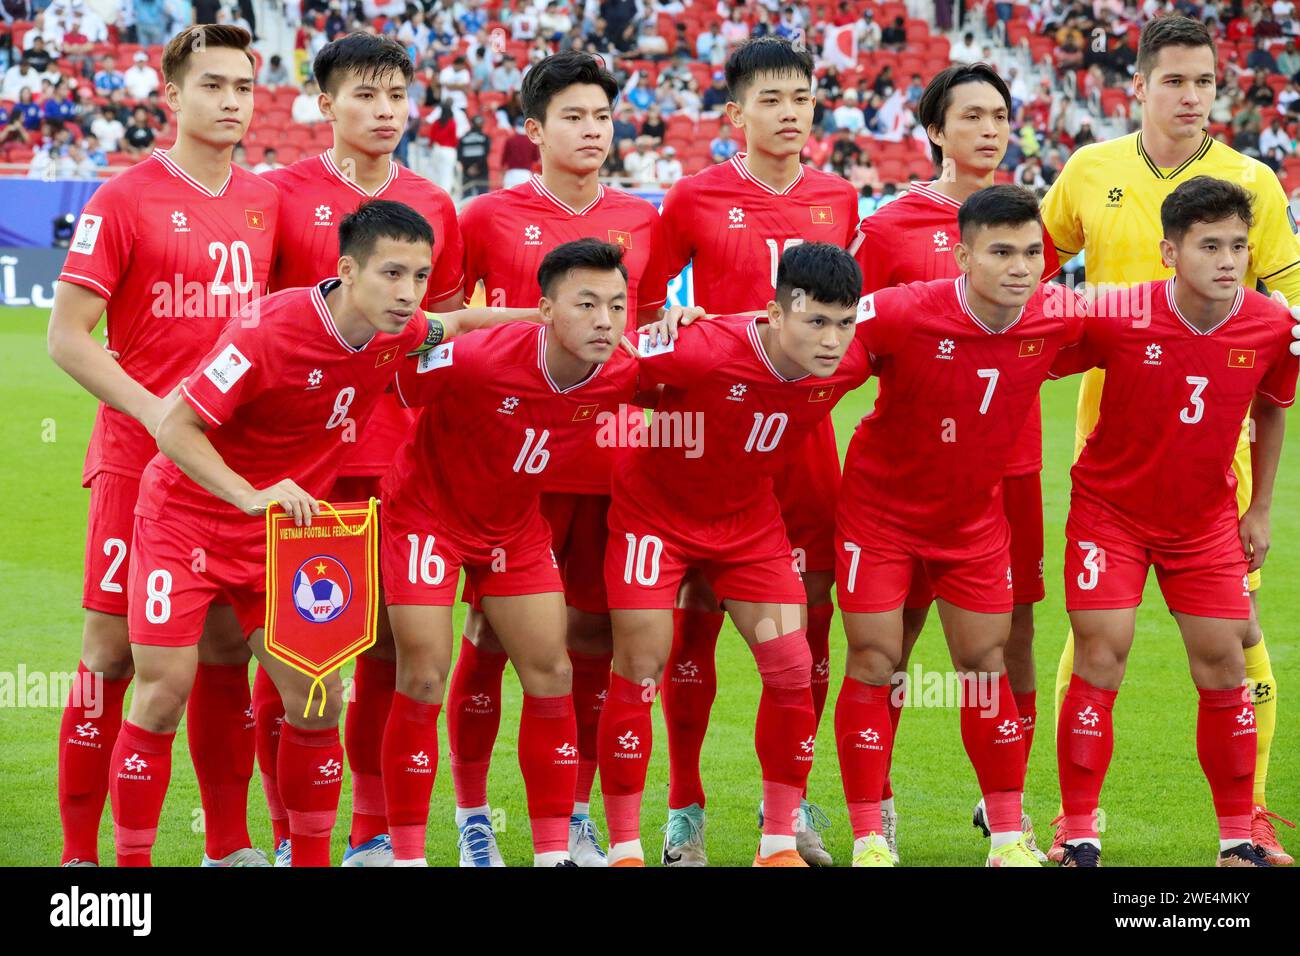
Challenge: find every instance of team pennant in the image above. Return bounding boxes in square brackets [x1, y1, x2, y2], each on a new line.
[573, 403, 598, 421]
[245, 209, 266, 230]
[1019, 338, 1045, 357]
[1228, 348, 1255, 368]
[808, 384, 835, 402]
[608, 229, 632, 249]
[264, 498, 379, 716]
[810, 206, 834, 225]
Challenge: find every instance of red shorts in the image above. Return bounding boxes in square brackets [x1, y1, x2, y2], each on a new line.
[1064, 499, 1250, 620]
[836, 508, 1013, 615]
[772, 418, 841, 573]
[1003, 472, 1045, 605]
[541, 492, 610, 615]
[127, 514, 266, 647]
[604, 492, 806, 610]
[83, 471, 139, 616]
[381, 498, 562, 608]
[328, 474, 382, 506]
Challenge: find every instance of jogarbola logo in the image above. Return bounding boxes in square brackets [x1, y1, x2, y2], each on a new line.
[1106, 187, 1123, 208]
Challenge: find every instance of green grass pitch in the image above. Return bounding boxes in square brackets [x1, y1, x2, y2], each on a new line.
[1, 303, 1296, 867]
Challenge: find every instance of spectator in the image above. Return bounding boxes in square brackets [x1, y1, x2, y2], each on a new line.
[93, 55, 124, 95]
[873, 64, 895, 98]
[880, 14, 906, 49]
[510, 2, 539, 41]
[813, 86, 835, 130]
[90, 103, 124, 151]
[133, 0, 169, 47]
[656, 143, 683, 185]
[1247, 38, 1280, 74]
[1232, 113, 1262, 157]
[0, 108, 30, 145]
[82, 133, 107, 166]
[710, 122, 738, 162]
[120, 105, 155, 157]
[501, 116, 538, 188]
[124, 52, 160, 101]
[1257, 8, 1284, 38]
[857, 183, 876, 218]
[720, 6, 749, 46]
[611, 100, 638, 152]
[539, 1, 572, 40]
[1280, 39, 1300, 79]
[676, 76, 703, 118]
[1041, 147, 1065, 186]
[1247, 75, 1276, 108]
[626, 69, 655, 110]
[905, 72, 924, 104]
[1073, 116, 1096, 149]
[702, 70, 729, 111]
[801, 123, 833, 168]
[490, 55, 522, 94]
[438, 54, 471, 111]
[1259, 117, 1293, 169]
[3, 59, 43, 100]
[640, 103, 666, 143]
[24, 35, 52, 73]
[232, 143, 249, 169]
[457, 112, 491, 197]
[293, 79, 324, 124]
[426, 99, 460, 192]
[636, 18, 669, 59]
[247, 144, 279, 173]
[42, 81, 76, 125]
[1, 0, 33, 24]
[847, 153, 881, 190]
[696, 23, 722, 63]
[144, 90, 168, 129]
[829, 126, 862, 176]
[1014, 156, 1047, 190]
[833, 88, 865, 133]
[622, 134, 659, 185]
[259, 53, 292, 87]
[950, 31, 980, 64]
[857, 7, 881, 50]
[1282, 80, 1300, 115]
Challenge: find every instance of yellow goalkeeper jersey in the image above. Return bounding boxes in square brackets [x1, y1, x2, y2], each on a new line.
[1040, 131, 1300, 581]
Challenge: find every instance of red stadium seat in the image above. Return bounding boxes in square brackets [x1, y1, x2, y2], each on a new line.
[1100, 88, 1129, 118]
[1006, 21, 1030, 46]
[878, 158, 906, 183]
[904, 20, 929, 42]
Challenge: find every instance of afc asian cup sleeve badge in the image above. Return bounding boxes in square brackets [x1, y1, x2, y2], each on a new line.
[292, 555, 354, 623]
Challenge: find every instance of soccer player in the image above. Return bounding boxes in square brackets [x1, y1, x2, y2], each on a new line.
[1039, 15, 1300, 863]
[257, 31, 465, 868]
[1049, 177, 1296, 867]
[47, 24, 278, 867]
[445, 51, 669, 867]
[648, 35, 859, 867]
[849, 64, 1057, 861]
[836, 186, 1084, 867]
[105, 200, 535, 867]
[380, 239, 641, 866]
[599, 242, 867, 868]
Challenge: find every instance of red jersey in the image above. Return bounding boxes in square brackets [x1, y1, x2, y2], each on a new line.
[849, 180, 1062, 475]
[651, 153, 859, 312]
[59, 150, 279, 485]
[1051, 279, 1299, 545]
[617, 315, 870, 522]
[845, 277, 1085, 541]
[386, 322, 639, 546]
[135, 281, 426, 526]
[458, 176, 664, 493]
[263, 152, 465, 479]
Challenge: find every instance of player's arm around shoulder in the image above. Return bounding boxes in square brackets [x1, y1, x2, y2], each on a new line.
[853, 282, 915, 357]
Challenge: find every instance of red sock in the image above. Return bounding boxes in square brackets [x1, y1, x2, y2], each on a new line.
[108, 721, 175, 867]
[598, 672, 655, 846]
[754, 631, 815, 836]
[447, 636, 508, 809]
[568, 649, 611, 806]
[1057, 674, 1117, 841]
[519, 694, 579, 854]
[186, 662, 254, 859]
[960, 673, 1025, 833]
[806, 604, 834, 725]
[662, 608, 722, 809]
[835, 677, 893, 838]
[59, 661, 130, 864]
[1197, 685, 1256, 843]
[252, 665, 289, 845]
[881, 682, 903, 801]
[277, 723, 343, 867]
[345, 655, 395, 844]
[1014, 690, 1037, 760]
[381, 691, 441, 861]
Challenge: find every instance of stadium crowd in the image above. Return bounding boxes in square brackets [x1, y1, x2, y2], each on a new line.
[3, 1, 1300, 206]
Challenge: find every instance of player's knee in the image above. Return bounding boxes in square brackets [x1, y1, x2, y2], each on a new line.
[81, 613, 134, 680]
[951, 644, 1003, 676]
[615, 650, 666, 687]
[395, 658, 448, 703]
[515, 655, 573, 697]
[130, 678, 189, 733]
[844, 643, 897, 686]
[1074, 639, 1128, 687]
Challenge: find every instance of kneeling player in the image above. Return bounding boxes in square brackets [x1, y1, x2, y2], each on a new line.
[380, 239, 640, 866]
[108, 201, 530, 866]
[598, 243, 867, 867]
[1050, 177, 1296, 868]
[835, 186, 1084, 867]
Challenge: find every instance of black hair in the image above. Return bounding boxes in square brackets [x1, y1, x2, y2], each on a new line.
[537, 238, 628, 297]
[339, 200, 434, 263]
[775, 243, 862, 310]
[1137, 15, 1215, 77]
[957, 185, 1043, 241]
[520, 51, 620, 123]
[1161, 175, 1254, 243]
[917, 64, 1012, 166]
[313, 32, 414, 96]
[724, 36, 814, 102]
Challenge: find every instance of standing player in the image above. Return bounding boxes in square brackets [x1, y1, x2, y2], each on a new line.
[106, 200, 533, 867]
[444, 52, 668, 867]
[599, 243, 867, 868]
[836, 187, 1083, 867]
[1039, 15, 1300, 863]
[380, 239, 640, 866]
[47, 25, 278, 867]
[849, 64, 1056, 861]
[648, 35, 858, 867]
[257, 31, 465, 868]
[1049, 178, 1296, 867]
